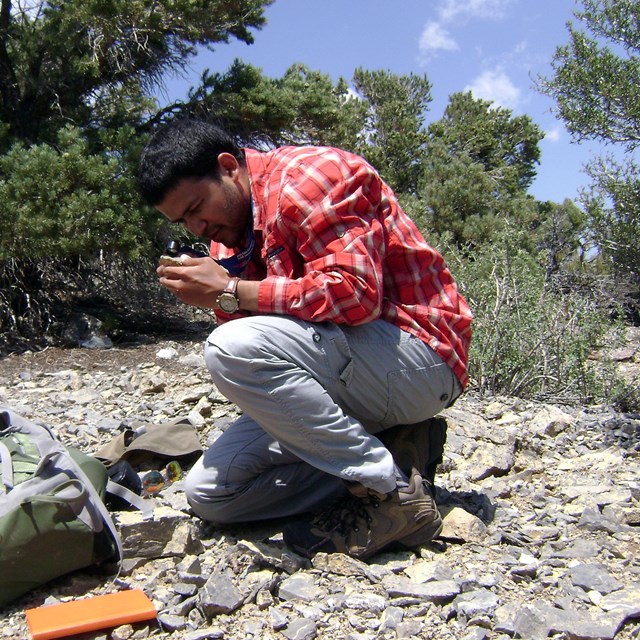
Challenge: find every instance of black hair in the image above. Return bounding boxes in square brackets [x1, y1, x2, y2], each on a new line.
[137, 118, 245, 205]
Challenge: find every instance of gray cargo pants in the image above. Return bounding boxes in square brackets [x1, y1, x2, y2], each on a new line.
[185, 315, 460, 523]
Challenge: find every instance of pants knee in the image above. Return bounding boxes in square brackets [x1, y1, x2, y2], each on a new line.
[204, 321, 264, 389]
[184, 468, 239, 525]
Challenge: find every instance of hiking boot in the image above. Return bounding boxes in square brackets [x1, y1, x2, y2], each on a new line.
[283, 468, 442, 560]
[378, 416, 447, 494]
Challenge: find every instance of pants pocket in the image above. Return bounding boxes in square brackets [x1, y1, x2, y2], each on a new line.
[383, 362, 452, 426]
[315, 322, 353, 386]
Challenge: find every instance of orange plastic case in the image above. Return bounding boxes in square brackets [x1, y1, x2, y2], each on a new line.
[25, 589, 156, 640]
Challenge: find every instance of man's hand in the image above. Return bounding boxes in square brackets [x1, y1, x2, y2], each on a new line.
[157, 256, 229, 309]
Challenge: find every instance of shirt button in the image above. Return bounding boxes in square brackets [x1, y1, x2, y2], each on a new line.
[313, 333, 321, 343]
[440, 393, 449, 402]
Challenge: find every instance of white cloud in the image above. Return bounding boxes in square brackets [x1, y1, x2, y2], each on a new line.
[544, 126, 562, 143]
[417, 0, 516, 65]
[419, 21, 459, 55]
[514, 40, 527, 55]
[465, 69, 521, 110]
[438, 0, 514, 23]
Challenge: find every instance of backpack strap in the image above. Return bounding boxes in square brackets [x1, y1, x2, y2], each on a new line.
[54, 449, 125, 564]
[0, 440, 13, 491]
[106, 480, 153, 520]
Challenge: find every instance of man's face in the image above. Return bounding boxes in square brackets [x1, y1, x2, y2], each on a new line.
[156, 162, 252, 249]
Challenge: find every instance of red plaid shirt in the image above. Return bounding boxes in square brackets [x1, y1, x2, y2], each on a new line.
[210, 146, 472, 387]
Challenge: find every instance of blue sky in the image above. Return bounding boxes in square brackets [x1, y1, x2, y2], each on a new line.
[160, 0, 603, 205]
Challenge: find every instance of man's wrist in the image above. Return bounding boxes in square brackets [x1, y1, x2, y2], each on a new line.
[236, 279, 260, 312]
[216, 277, 241, 313]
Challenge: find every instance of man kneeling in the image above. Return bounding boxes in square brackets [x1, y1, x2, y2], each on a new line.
[137, 118, 472, 559]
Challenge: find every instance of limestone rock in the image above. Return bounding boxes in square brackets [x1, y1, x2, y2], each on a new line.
[1, 339, 639, 640]
[440, 505, 488, 542]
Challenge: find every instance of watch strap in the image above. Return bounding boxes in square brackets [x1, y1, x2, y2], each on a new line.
[224, 276, 240, 297]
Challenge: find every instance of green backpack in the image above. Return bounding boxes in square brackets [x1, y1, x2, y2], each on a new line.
[0, 405, 123, 608]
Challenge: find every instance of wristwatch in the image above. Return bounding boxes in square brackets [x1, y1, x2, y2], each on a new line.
[216, 277, 241, 313]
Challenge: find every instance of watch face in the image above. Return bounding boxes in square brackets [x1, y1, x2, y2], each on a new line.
[218, 293, 239, 313]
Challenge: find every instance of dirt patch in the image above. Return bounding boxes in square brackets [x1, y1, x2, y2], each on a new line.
[0, 334, 210, 384]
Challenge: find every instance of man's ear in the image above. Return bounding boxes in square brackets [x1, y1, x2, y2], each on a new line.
[218, 152, 240, 177]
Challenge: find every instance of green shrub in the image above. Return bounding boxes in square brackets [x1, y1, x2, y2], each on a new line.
[442, 226, 635, 408]
[0, 126, 166, 346]
[0, 126, 149, 260]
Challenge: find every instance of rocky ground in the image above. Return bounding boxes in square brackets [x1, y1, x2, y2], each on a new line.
[0, 329, 639, 640]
